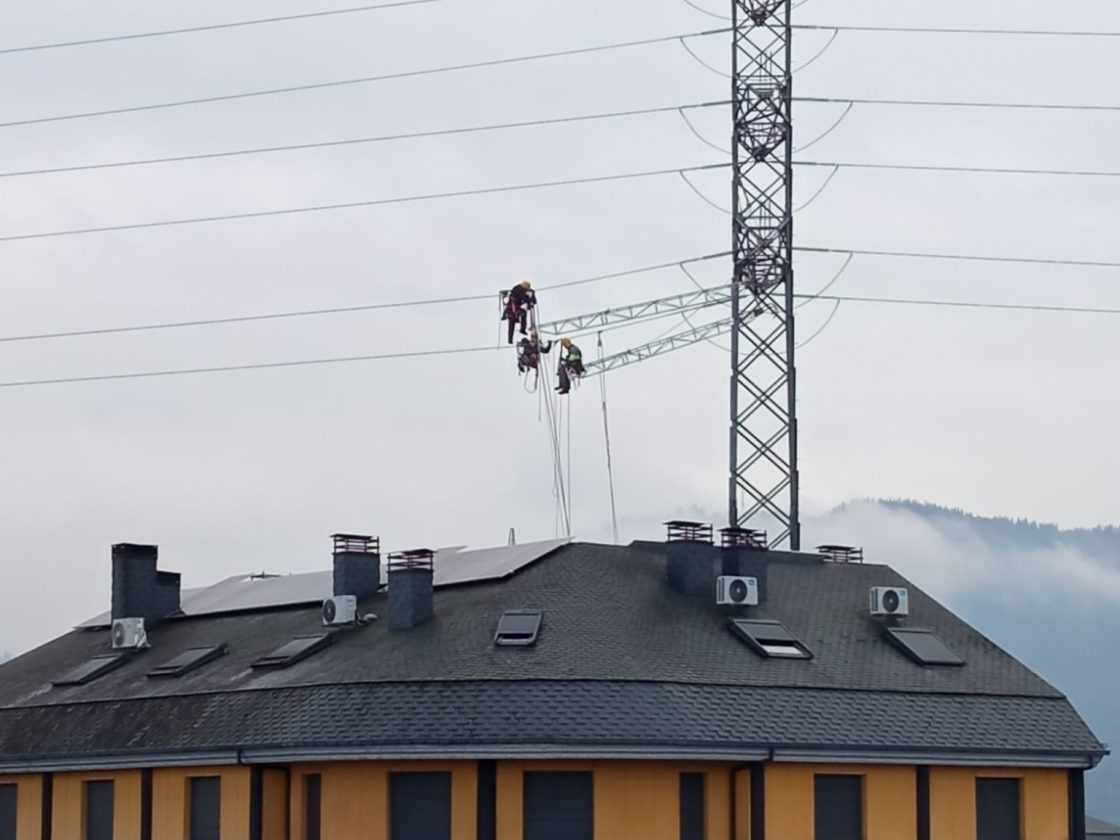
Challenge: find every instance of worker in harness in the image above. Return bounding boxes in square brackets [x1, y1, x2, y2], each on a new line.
[555, 338, 584, 395]
[517, 330, 552, 374]
[502, 281, 537, 345]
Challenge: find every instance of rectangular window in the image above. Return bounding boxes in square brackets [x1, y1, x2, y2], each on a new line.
[389, 772, 452, 840]
[84, 780, 114, 840]
[814, 775, 862, 840]
[523, 772, 594, 840]
[679, 773, 705, 840]
[0, 784, 16, 840]
[976, 778, 1021, 840]
[305, 775, 322, 840]
[189, 777, 221, 840]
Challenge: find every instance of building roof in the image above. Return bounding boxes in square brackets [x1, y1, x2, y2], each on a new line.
[1088, 817, 1120, 838]
[0, 541, 1105, 770]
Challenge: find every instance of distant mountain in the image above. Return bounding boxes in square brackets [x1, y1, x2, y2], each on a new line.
[818, 500, 1120, 823]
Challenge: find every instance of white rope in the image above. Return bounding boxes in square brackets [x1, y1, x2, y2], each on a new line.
[597, 333, 621, 544]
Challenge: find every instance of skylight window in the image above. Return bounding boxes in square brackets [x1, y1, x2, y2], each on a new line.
[885, 627, 964, 666]
[251, 634, 333, 669]
[147, 644, 228, 678]
[494, 610, 542, 647]
[730, 619, 812, 660]
[52, 653, 128, 687]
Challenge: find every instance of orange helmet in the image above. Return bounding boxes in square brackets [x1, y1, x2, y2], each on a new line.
[520, 280, 532, 291]
[560, 338, 572, 348]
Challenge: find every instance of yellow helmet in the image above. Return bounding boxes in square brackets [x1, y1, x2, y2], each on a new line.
[560, 337, 572, 348]
[520, 280, 532, 291]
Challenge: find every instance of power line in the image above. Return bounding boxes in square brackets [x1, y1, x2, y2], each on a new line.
[800, 293, 1120, 317]
[0, 162, 728, 244]
[797, 95, 1120, 114]
[797, 246, 1120, 270]
[0, 28, 727, 130]
[793, 23, 1120, 38]
[0, 1, 440, 56]
[0, 101, 726, 180]
[797, 160, 1120, 178]
[0, 251, 730, 344]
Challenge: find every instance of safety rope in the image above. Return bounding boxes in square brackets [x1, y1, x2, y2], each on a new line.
[534, 300, 571, 537]
[597, 332, 621, 544]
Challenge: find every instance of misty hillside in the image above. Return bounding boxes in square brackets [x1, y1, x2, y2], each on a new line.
[819, 500, 1120, 823]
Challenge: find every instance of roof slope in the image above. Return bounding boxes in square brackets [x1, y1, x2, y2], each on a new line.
[0, 542, 1104, 767]
[1088, 817, 1120, 838]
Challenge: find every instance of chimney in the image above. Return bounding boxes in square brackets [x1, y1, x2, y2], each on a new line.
[332, 533, 381, 598]
[387, 549, 434, 630]
[817, 544, 864, 564]
[111, 543, 181, 626]
[664, 520, 716, 596]
[720, 527, 770, 601]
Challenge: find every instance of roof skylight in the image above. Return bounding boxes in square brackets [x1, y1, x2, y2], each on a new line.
[147, 644, 228, 678]
[494, 610, 542, 647]
[52, 653, 128, 687]
[730, 619, 812, 660]
[252, 634, 334, 669]
[885, 627, 964, 666]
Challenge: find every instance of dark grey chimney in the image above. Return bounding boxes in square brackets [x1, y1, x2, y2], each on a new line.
[720, 527, 770, 601]
[332, 533, 381, 598]
[387, 549, 435, 630]
[665, 520, 716, 595]
[111, 543, 181, 625]
[817, 544, 864, 564]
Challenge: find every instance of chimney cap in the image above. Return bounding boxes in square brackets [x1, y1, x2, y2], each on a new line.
[664, 520, 714, 544]
[817, 544, 864, 564]
[387, 549, 435, 572]
[719, 526, 768, 550]
[332, 534, 380, 555]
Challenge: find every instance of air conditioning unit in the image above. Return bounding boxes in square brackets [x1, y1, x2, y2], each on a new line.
[111, 617, 149, 650]
[716, 575, 759, 607]
[870, 586, 909, 617]
[322, 595, 357, 626]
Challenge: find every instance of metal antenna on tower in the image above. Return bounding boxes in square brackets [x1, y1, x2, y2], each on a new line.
[729, 0, 800, 547]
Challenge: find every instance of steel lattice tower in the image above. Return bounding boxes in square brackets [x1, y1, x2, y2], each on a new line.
[728, 0, 800, 548]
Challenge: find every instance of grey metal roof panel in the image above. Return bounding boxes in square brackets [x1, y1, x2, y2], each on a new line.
[1087, 817, 1120, 837]
[0, 682, 1102, 766]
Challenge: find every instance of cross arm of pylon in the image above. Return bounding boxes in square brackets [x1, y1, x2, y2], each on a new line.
[581, 316, 735, 378]
[536, 284, 732, 336]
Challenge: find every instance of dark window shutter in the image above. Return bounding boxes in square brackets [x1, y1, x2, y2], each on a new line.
[189, 777, 222, 840]
[389, 772, 452, 840]
[0, 784, 16, 840]
[305, 775, 322, 840]
[814, 775, 862, 840]
[84, 781, 114, 840]
[523, 772, 594, 840]
[977, 778, 1021, 840]
[679, 774, 705, 840]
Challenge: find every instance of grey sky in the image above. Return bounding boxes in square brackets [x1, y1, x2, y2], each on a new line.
[3, 0, 1120, 657]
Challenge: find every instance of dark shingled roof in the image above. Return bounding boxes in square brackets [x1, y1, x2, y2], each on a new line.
[0, 542, 1105, 768]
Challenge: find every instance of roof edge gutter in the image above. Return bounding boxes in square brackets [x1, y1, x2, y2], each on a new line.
[0, 751, 240, 774]
[240, 744, 772, 764]
[772, 749, 1099, 769]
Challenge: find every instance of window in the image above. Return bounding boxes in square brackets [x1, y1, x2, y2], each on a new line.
[814, 775, 862, 840]
[0, 784, 16, 840]
[523, 772, 593, 840]
[304, 774, 321, 840]
[189, 777, 221, 840]
[885, 627, 964, 666]
[389, 773, 451, 840]
[729, 619, 812, 659]
[147, 644, 227, 678]
[251, 634, 333, 669]
[84, 780, 114, 840]
[679, 774, 705, 840]
[52, 654, 128, 687]
[976, 778, 1020, 840]
[494, 610, 543, 647]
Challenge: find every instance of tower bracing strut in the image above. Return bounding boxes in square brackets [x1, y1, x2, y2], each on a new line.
[729, 0, 800, 547]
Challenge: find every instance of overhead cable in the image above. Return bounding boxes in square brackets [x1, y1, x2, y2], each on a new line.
[793, 23, 1120, 38]
[797, 160, 1120, 178]
[797, 246, 1120, 270]
[797, 96, 1120, 114]
[0, 28, 728, 130]
[0, 162, 729, 244]
[0, 101, 726, 180]
[0, 1, 439, 56]
[800, 293, 1120, 316]
[0, 252, 730, 344]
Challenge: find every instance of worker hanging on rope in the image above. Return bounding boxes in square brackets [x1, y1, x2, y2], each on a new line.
[501, 280, 537, 345]
[517, 329, 552, 374]
[555, 337, 584, 395]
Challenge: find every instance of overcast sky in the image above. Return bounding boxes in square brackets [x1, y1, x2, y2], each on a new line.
[3, 0, 1120, 655]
